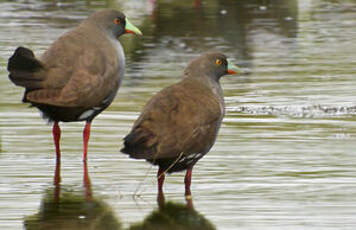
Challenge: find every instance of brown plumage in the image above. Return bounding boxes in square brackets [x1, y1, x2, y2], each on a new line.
[7, 10, 142, 171]
[123, 77, 223, 170]
[8, 10, 142, 122]
[121, 52, 239, 200]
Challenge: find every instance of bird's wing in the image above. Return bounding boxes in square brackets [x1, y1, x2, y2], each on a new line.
[26, 28, 121, 107]
[122, 79, 224, 159]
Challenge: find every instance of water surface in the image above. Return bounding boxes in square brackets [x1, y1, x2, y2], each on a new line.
[1, 0, 356, 229]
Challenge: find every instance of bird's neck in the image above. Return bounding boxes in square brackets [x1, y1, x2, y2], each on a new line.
[184, 73, 224, 99]
[79, 21, 114, 39]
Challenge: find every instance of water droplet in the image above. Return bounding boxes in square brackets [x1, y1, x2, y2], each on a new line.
[220, 9, 227, 15]
[179, 43, 186, 48]
[259, 6, 267, 11]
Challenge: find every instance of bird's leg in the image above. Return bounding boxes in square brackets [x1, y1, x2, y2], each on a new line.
[52, 121, 61, 185]
[54, 159, 61, 186]
[53, 159, 61, 203]
[157, 167, 165, 192]
[185, 167, 194, 208]
[83, 160, 92, 200]
[184, 167, 192, 196]
[83, 121, 91, 162]
[157, 167, 165, 207]
[52, 121, 61, 162]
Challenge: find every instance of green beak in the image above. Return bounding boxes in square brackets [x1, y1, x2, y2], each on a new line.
[125, 18, 142, 35]
[226, 60, 241, 75]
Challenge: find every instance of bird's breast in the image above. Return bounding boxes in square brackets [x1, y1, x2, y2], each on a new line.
[110, 38, 125, 82]
[211, 85, 225, 118]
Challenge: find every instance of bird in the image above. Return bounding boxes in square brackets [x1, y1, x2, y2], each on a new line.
[121, 52, 239, 201]
[7, 9, 142, 168]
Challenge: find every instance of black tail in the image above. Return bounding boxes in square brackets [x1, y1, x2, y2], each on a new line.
[7, 47, 44, 90]
[121, 128, 156, 159]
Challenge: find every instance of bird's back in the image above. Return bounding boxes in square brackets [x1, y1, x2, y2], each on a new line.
[28, 24, 123, 109]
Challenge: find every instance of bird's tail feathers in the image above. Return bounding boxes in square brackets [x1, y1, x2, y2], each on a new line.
[7, 46, 45, 90]
[121, 128, 156, 159]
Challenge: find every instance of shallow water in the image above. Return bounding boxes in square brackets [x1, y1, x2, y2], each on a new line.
[1, 0, 356, 229]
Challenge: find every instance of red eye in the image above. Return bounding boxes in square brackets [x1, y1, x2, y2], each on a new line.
[114, 18, 120, 24]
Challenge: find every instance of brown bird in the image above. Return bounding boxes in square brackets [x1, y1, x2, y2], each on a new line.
[7, 10, 142, 168]
[121, 52, 239, 202]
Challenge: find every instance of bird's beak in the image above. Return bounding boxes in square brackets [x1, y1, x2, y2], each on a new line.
[125, 18, 142, 35]
[226, 61, 240, 75]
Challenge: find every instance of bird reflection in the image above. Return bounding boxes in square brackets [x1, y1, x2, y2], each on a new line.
[24, 161, 122, 230]
[129, 198, 216, 230]
[157, 186, 194, 209]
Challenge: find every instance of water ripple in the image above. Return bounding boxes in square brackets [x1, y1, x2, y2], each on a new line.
[228, 105, 356, 118]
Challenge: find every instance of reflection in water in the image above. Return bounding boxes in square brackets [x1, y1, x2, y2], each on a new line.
[129, 200, 215, 230]
[143, 0, 298, 62]
[156, 176, 194, 210]
[24, 187, 121, 230]
[24, 162, 121, 230]
[216, 0, 298, 58]
[24, 160, 212, 230]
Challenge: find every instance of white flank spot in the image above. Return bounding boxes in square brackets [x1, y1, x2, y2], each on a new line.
[78, 109, 95, 120]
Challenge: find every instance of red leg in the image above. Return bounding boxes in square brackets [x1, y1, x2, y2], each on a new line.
[185, 168, 194, 208]
[52, 122, 61, 185]
[83, 121, 91, 162]
[157, 167, 165, 207]
[52, 121, 61, 163]
[83, 160, 92, 200]
[184, 168, 193, 196]
[53, 160, 61, 185]
[53, 160, 61, 203]
[157, 167, 165, 192]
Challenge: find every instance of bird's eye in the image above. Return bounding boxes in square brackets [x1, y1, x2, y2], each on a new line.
[215, 59, 222, 66]
[114, 18, 121, 24]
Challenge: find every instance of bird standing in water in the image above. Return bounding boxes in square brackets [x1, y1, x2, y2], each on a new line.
[7, 10, 142, 183]
[121, 52, 239, 204]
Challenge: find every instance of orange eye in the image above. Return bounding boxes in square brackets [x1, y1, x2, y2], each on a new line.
[114, 18, 120, 24]
[215, 59, 222, 66]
